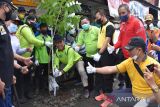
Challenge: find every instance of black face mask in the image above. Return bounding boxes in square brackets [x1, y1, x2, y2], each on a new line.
[96, 19, 102, 25]
[41, 30, 48, 35]
[5, 10, 12, 21]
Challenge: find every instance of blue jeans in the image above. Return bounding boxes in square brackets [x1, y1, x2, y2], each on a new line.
[0, 87, 12, 107]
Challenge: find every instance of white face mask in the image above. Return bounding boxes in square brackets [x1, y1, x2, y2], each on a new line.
[132, 55, 138, 61]
[8, 23, 18, 34]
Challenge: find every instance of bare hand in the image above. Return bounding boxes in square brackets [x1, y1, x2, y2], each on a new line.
[12, 75, 16, 84]
[21, 66, 29, 74]
[23, 57, 33, 66]
[26, 47, 33, 52]
[0, 79, 5, 95]
[154, 64, 160, 77]
[144, 68, 157, 89]
[151, 44, 160, 51]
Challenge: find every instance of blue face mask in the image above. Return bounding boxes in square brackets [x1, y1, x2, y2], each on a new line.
[120, 14, 129, 22]
[8, 23, 18, 33]
[82, 24, 90, 30]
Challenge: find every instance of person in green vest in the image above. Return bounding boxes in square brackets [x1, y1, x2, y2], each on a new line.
[53, 35, 89, 98]
[75, 17, 100, 92]
[34, 23, 51, 94]
[16, 15, 53, 99]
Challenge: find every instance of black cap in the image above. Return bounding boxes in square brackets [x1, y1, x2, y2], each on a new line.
[125, 37, 146, 51]
[54, 35, 63, 41]
[0, 0, 17, 10]
[18, 6, 25, 12]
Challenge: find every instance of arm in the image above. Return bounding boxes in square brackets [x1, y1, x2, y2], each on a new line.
[53, 54, 60, 69]
[96, 66, 118, 74]
[99, 25, 115, 54]
[114, 31, 122, 49]
[63, 48, 75, 72]
[21, 27, 44, 47]
[134, 20, 147, 42]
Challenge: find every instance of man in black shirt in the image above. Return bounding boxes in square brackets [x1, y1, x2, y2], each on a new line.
[0, 0, 17, 106]
[92, 9, 116, 105]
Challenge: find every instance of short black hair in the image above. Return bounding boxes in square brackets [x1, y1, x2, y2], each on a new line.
[96, 9, 107, 17]
[40, 23, 48, 29]
[118, 4, 130, 12]
[29, 9, 36, 14]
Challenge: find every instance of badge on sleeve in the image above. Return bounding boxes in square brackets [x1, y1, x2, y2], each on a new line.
[0, 25, 7, 35]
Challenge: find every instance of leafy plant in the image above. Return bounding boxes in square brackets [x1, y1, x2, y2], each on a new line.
[38, 0, 82, 36]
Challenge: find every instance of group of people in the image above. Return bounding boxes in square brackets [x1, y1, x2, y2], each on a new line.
[1, 0, 160, 107]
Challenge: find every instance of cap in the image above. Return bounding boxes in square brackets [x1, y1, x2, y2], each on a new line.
[125, 37, 146, 50]
[145, 14, 154, 21]
[54, 35, 63, 41]
[18, 6, 26, 12]
[0, 0, 17, 10]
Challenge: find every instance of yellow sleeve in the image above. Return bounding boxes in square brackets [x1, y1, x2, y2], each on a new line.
[76, 31, 84, 45]
[116, 59, 129, 73]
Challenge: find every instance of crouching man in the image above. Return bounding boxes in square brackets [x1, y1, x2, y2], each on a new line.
[53, 35, 89, 98]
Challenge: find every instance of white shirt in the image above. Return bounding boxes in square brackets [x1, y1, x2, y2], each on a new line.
[10, 34, 27, 55]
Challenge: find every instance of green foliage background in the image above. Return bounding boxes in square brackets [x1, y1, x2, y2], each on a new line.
[38, 0, 82, 36]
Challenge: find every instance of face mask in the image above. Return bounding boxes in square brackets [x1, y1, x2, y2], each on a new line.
[5, 10, 13, 21]
[96, 19, 102, 25]
[41, 30, 48, 35]
[131, 50, 139, 61]
[131, 55, 138, 61]
[82, 24, 90, 31]
[69, 28, 76, 35]
[18, 14, 25, 20]
[120, 14, 129, 22]
[8, 23, 18, 33]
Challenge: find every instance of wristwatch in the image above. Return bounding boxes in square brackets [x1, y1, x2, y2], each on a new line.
[152, 86, 159, 93]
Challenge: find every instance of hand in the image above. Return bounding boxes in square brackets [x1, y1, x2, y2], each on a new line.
[12, 75, 16, 84]
[144, 68, 157, 89]
[45, 41, 53, 47]
[91, 53, 101, 62]
[153, 64, 160, 77]
[107, 45, 115, 54]
[35, 60, 39, 66]
[23, 57, 33, 66]
[0, 79, 5, 95]
[21, 66, 29, 74]
[86, 62, 96, 74]
[151, 44, 160, 51]
[52, 68, 62, 77]
[74, 46, 80, 52]
[26, 47, 33, 52]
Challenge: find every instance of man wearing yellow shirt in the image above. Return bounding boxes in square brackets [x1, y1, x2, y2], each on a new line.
[87, 37, 160, 106]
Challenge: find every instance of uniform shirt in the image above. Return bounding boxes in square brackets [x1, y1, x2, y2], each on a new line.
[114, 15, 146, 58]
[116, 56, 160, 98]
[54, 45, 82, 72]
[16, 24, 44, 57]
[0, 20, 14, 87]
[77, 26, 99, 57]
[97, 21, 115, 49]
[35, 34, 51, 64]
